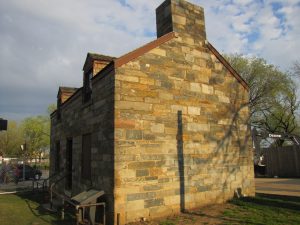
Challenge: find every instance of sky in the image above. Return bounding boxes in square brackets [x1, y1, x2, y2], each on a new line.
[0, 0, 299, 121]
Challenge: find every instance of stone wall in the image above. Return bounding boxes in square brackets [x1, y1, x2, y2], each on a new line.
[113, 28, 254, 225]
[156, 0, 206, 42]
[50, 69, 115, 221]
[50, 1, 255, 224]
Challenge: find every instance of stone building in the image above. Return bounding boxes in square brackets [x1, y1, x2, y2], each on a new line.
[50, 0, 255, 224]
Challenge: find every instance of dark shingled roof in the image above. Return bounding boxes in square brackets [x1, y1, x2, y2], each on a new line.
[88, 53, 116, 61]
[83, 53, 116, 71]
[59, 86, 79, 93]
[57, 86, 79, 98]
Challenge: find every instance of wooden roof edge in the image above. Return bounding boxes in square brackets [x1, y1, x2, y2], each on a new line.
[82, 53, 116, 71]
[92, 61, 115, 83]
[114, 32, 177, 68]
[206, 41, 249, 91]
[50, 87, 83, 118]
[58, 86, 78, 95]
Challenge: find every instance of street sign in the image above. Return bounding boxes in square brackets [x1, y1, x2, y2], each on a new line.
[269, 134, 282, 138]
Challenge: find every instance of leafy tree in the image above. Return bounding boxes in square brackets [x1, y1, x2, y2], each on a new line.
[225, 54, 299, 139]
[21, 115, 49, 160]
[0, 121, 23, 157]
[47, 103, 57, 115]
[262, 86, 298, 134]
[292, 61, 300, 78]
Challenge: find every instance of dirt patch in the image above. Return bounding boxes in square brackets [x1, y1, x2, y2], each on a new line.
[127, 204, 237, 225]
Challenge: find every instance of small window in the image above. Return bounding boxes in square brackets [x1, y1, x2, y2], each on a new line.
[81, 133, 91, 180]
[83, 71, 93, 103]
[55, 141, 60, 173]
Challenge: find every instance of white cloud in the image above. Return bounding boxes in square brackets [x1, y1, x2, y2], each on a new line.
[0, 0, 299, 120]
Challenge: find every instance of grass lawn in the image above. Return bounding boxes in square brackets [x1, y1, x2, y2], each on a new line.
[0, 192, 74, 225]
[132, 194, 300, 225]
[0, 192, 300, 225]
[222, 194, 300, 225]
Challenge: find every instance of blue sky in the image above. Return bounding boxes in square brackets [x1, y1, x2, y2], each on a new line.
[0, 0, 299, 121]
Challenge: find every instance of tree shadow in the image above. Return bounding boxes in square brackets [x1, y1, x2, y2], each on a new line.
[236, 194, 300, 211]
[177, 80, 254, 210]
[15, 191, 76, 225]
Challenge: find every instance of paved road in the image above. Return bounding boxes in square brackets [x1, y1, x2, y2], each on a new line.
[255, 178, 300, 197]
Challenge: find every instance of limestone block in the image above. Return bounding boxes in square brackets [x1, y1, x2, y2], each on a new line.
[185, 54, 194, 62]
[187, 123, 210, 132]
[190, 82, 201, 93]
[140, 77, 155, 85]
[171, 105, 187, 114]
[115, 119, 135, 129]
[117, 101, 152, 111]
[181, 46, 191, 53]
[126, 130, 143, 140]
[183, 37, 194, 45]
[122, 96, 144, 102]
[159, 92, 174, 100]
[218, 95, 230, 103]
[149, 48, 166, 57]
[117, 75, 139, 83]
[127, 161, 156, 170]
[145, 97, 160, 104]
[188, 106, 201, 115]
[126, 61, 141, 70]
[192, 49, 202, 57]
[215, 90, 224, 96]
[126, 199, 145, 211]
[218, 119, 231, 125]
[201, 84, 214, 94]
[173, 15, 186, 25]
[136, 169, 149, 177]
[151, 123, 165, 133]
[192, 65, 201, 71]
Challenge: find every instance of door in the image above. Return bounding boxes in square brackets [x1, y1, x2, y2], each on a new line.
[65, 138, 73, 190]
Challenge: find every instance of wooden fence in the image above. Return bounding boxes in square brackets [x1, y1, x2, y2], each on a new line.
[264, 146, 300, 178]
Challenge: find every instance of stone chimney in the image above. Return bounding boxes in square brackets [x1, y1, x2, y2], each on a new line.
[156, 0, 206, 42]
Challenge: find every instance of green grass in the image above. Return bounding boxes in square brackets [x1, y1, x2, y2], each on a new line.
[1, 192, 300, 225]
[223, 194, 300, 225]
[0, 192, 74, 225]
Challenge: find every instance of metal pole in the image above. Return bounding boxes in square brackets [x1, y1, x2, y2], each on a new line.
[23, 142, 27, 181]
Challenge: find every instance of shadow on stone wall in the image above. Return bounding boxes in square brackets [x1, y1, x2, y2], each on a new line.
[177, 110, 185, 212]
[177, 83, 254, 213]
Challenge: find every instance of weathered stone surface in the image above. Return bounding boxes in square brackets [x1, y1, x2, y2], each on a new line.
[150, 123, 165, 133]
[144, 198, 164, 208]
[117, 101, 152, 111]
[188, 106, 201, 115]
[51, 1, 254, 225]
[136, 169, 149, 177]
[126, 130, 143, 140]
